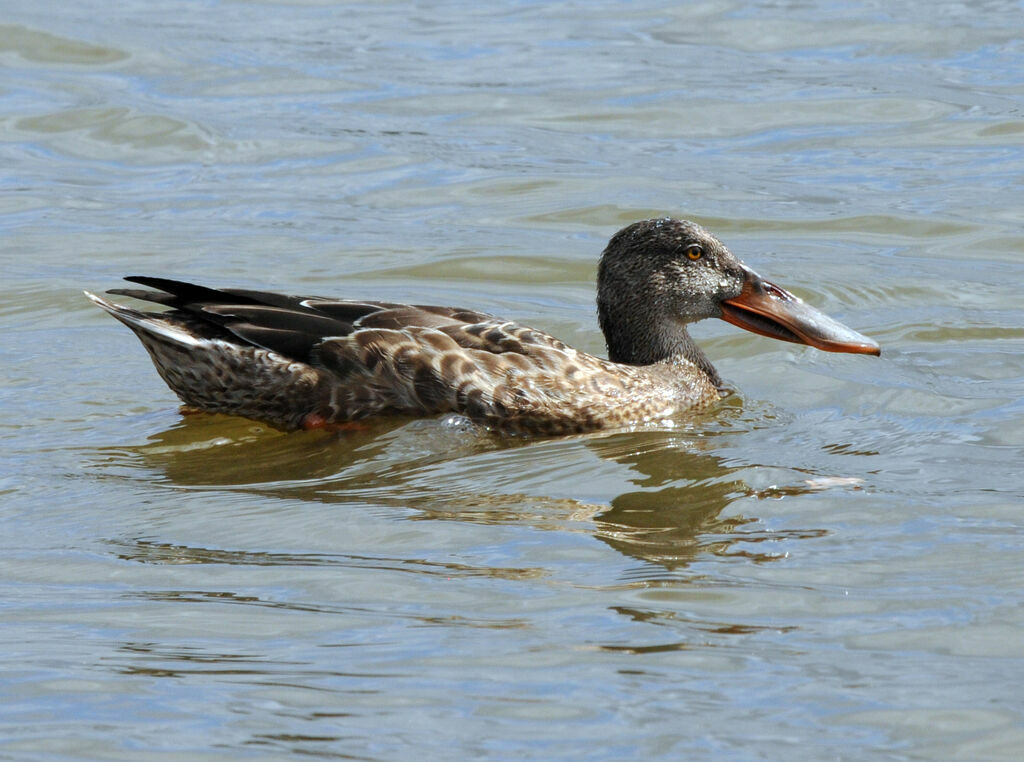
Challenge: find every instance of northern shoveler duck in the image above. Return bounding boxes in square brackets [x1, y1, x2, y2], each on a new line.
[86, 218, 879, 435]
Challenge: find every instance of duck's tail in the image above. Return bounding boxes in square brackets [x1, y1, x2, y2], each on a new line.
[85, 290, 323, 430]
[84, 291, 204, 348]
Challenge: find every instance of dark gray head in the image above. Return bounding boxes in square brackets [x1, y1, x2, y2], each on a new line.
[597, 217, 880, 369]
[597, 218, 745, 366]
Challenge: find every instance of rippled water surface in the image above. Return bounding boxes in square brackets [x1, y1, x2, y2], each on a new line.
[4, 1, 1024, 759]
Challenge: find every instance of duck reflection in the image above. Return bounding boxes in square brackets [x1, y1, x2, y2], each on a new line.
[581, 428, 836, 569]
[102, 405, 833, 572]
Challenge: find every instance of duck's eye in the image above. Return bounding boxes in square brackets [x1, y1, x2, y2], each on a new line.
[685, 244, 703, 261]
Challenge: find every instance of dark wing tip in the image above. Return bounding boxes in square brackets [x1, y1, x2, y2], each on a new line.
[122, 276, 255, 305]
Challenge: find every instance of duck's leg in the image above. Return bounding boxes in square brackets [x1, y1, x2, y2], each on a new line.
[301, 412, 371, 433]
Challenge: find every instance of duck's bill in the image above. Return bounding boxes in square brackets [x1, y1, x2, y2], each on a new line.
[720, 267, 880, 355]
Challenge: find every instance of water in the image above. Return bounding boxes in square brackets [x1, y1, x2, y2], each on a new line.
[3, 1, 1024, 759]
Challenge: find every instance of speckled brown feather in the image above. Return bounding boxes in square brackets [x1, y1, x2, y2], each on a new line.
[87, 286, 719, 435]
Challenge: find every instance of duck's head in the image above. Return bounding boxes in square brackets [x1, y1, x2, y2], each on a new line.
[597, 218, 880, 366]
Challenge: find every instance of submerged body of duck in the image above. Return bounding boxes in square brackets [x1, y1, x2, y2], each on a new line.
[86, 218, 879, 435]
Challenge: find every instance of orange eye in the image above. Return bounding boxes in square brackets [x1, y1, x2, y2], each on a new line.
[686, 245, 703, 261]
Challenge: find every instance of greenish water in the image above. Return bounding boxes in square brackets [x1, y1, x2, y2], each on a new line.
[3, 1, 1024, 759]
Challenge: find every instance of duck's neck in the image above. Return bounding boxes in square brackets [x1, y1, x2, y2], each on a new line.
[599, 309, 723, 388]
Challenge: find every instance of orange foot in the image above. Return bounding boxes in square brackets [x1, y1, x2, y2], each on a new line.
[301, 413, 371, 433]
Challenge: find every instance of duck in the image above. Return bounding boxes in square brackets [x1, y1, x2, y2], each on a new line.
[86, 218, 879, 435]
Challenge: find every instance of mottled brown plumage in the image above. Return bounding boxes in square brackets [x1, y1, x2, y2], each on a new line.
[86, 219, 879, 435]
